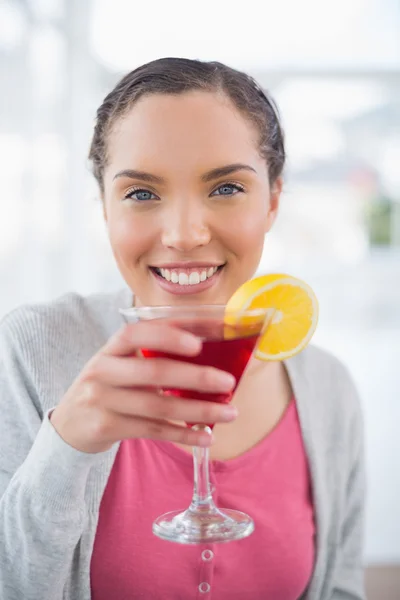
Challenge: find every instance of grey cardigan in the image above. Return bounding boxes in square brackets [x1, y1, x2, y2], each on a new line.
[0, 290, 366, 600]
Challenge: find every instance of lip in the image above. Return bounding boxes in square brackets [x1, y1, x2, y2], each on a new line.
[150, 265, 224, 295]
[150, 262, 224, 269]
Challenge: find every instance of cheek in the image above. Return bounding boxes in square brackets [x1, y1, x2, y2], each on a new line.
[225, 209, 267, 256]
[107, 214, 158, 272]
[107, 212, 154, 262]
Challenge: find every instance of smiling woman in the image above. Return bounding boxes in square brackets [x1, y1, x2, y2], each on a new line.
[89, 60, 284, 307]
[0, 57, 366, 600]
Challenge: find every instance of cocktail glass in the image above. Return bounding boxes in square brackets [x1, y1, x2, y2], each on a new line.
[120, 304, 273, 544]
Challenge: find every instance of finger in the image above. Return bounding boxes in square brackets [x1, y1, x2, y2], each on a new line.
[104, 322, 202, 357]
[89, 355, 235, 393]
[100, 387, 238, 425]
[106, 413, 215, 447]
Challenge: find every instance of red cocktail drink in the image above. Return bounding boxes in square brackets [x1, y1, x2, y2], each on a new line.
[141, 320, 261, 426]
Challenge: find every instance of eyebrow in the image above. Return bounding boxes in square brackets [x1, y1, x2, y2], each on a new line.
[201, 163, 257, 182]
[113, 169, 165, 184]
[112, 163, 257, 184]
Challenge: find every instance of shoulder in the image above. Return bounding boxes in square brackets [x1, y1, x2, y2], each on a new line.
[291, 343, 352, 378]
[289, 343, 361, 402]
[1, 288, 131, 345]
[287, 344, 364, 451]
[0, 288, 132, 385]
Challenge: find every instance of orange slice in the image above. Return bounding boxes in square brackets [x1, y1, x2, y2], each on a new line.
[225, 273, 319, 361]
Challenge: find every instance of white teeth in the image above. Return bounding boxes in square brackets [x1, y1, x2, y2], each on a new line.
[189, 272, 200, 285]
[156, 266, 220, 285]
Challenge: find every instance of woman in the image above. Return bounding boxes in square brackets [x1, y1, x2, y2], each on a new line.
[0, 58, 365, 599]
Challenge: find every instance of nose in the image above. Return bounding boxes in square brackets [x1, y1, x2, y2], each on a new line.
[161, 203, 211, 252]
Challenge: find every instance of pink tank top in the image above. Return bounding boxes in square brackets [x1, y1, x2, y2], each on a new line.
[91, 400, 315, 599]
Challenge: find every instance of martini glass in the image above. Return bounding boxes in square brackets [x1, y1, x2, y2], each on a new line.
[120, 304, 273, 544]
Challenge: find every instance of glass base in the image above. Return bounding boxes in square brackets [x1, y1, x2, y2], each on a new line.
[153, 505, 255, 544]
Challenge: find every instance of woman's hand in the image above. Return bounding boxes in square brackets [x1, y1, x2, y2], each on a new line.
[50, 322, 237, 454]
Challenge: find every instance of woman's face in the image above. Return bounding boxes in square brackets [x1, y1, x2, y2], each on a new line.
[103, 91, 281, 306]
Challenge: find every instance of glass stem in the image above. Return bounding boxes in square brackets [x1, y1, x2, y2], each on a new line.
[190, 425, 216, 510]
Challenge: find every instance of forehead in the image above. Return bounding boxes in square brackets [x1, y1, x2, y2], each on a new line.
[106, 91, 263, 175]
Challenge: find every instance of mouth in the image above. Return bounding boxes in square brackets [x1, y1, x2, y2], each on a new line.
[149, 263, 225, 295]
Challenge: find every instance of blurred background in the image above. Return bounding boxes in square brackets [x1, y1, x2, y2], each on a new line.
[1, 0, 399, 595]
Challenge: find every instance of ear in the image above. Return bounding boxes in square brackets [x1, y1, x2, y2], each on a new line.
[102, 195, 108, 223]
[265, 176, 283, 233]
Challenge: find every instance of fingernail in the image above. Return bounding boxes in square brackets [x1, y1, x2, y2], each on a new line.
[221, 405, 238, 421]
[198, 432, 214, 447]
[181, 334, 202, 353]
[215, 371, 236, 390]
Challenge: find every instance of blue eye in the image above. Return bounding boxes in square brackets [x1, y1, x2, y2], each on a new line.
[124, 188, 158, 202]
[211, 183, 244, 197]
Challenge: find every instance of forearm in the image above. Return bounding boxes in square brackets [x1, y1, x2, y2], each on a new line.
[0, 413, 99, 600]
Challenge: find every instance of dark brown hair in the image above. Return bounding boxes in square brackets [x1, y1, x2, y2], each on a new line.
[88, 57, 285, 192]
